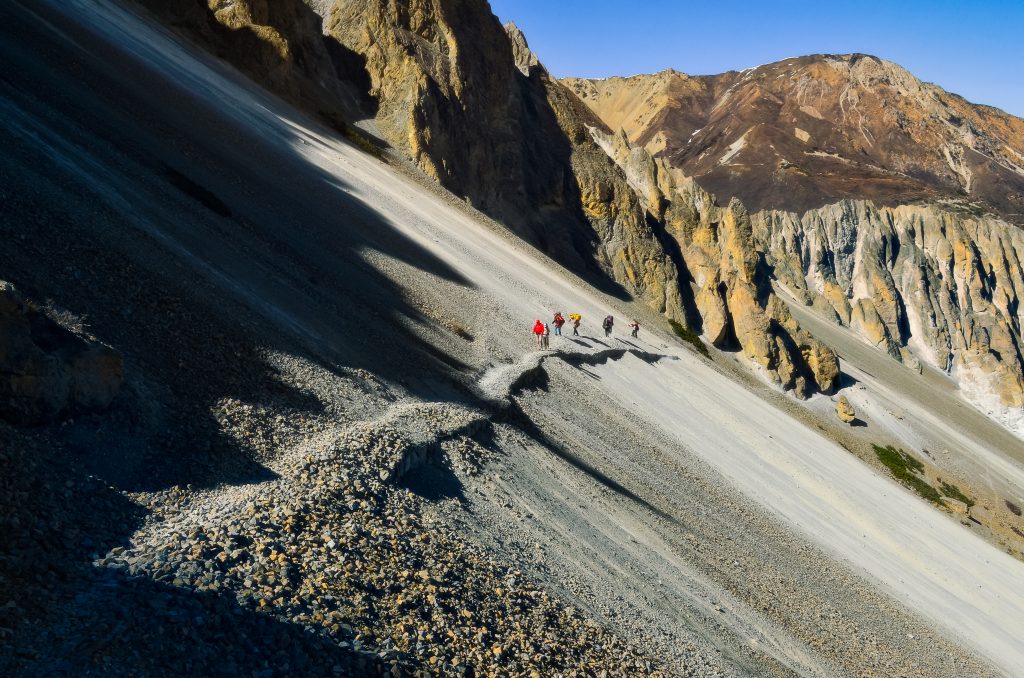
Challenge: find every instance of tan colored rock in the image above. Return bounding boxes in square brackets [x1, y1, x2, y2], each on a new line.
[850, 299, 902, 360]
[504, 22, 539, 76]
[836, 395, 856, 424]
[588, 127, 842, 397]
[804, 341, 841, 394]
[754, 200, 1024, 429]
[144, 0, 842, 396]
[321, 9, 686, 321]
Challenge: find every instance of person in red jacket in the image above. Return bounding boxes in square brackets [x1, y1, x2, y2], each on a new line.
[553, 312, 565, 336]
[532, 319, 545, 348]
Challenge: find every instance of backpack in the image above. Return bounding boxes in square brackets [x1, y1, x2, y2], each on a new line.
[604, 315, 613, 327]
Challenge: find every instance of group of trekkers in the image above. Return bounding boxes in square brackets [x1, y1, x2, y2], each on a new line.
[531, 312, 639, 348]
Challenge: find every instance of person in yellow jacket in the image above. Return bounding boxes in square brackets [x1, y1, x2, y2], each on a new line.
[569, 313, 582, 336]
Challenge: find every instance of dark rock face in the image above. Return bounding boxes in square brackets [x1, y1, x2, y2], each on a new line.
[0, 282, 123, 424]
[323, 5, 684, 317]
[133, 0, 685, 320]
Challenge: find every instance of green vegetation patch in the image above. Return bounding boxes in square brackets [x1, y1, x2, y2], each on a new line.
[939, 481, 975, 507]
[669, 320, 710, 358]
[343, 126, 384, 159]
[872, 444, 941, 504]
[319, 109, 385, 160]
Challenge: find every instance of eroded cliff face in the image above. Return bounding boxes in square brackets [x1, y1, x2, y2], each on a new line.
[131, 0, 684, 320]
[755, 202, 1024, 430]
[133, 0, 841, 396]
[133, 0, 370, 115]
[590, 129, 840, 397]
[569, 54, 1024, 431]
[322, 5, 684, 319]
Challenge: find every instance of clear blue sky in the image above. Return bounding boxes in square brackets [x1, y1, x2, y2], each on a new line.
[489, 0, 1024, 117]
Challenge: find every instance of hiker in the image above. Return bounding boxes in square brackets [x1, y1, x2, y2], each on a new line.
[629, 319, 640, 338]
[569, 313, 581, 336]
[532, 319, 545, 348]
[542, 322, 551, 349]
[603, 315, 614, 337]
[553, 312, 565, 336]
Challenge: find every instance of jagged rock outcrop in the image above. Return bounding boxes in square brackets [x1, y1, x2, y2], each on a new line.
[568, 54, 1024, 431]
[322, 6, 684, 318]
[589, 128, 840, 397]
[753, 201, 1024, 430]
[836, 395, 856, 424]
[132, 0, 684, 320]
[0, 282, 123, 425]
[133, 0, 371, 115]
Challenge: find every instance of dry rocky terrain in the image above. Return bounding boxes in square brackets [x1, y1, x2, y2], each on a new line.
[3, 1, 1024, 677]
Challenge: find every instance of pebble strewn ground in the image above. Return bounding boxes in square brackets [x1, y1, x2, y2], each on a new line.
[1, 386, 668, 677]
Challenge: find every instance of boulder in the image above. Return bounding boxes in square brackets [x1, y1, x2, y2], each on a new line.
[0, 281, 123, 425]
[836, 395, 856, 424]
[803, 340, 841, 395]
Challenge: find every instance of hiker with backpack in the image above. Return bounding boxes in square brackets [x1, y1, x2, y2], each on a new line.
[603, 315, 614, 337]
[542, 322, 551, 348]
[569, 313, 581, 336]
[629, 319, 640, 338]
[532, 319, 545, 348]
[553, 312, 565, 336]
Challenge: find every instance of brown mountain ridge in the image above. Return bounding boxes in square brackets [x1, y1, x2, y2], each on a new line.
[564, 54, 1024, 223]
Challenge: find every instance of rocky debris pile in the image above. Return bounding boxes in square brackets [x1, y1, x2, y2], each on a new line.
[102, 414, 665, 676]
[0, 281, 123, 425]
[0, 421, 146, 672]
[2, 367, 663, 676]
[836, 396, 857, 424]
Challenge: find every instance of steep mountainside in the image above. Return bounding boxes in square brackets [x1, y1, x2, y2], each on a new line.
[567, 56, 1024, 432]
[127, 0, 839, 396]
[564, 55, 1024, 221]
[322, 3, 685, 319]
[7, 1, 1024, 676]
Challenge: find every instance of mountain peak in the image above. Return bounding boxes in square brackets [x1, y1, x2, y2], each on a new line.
[563, 54, 1024, 220]
[503, 21, 539, 76]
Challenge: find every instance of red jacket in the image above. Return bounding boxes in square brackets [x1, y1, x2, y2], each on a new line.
[532, 321, 545, 335]
[553, 314, 565, 327]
